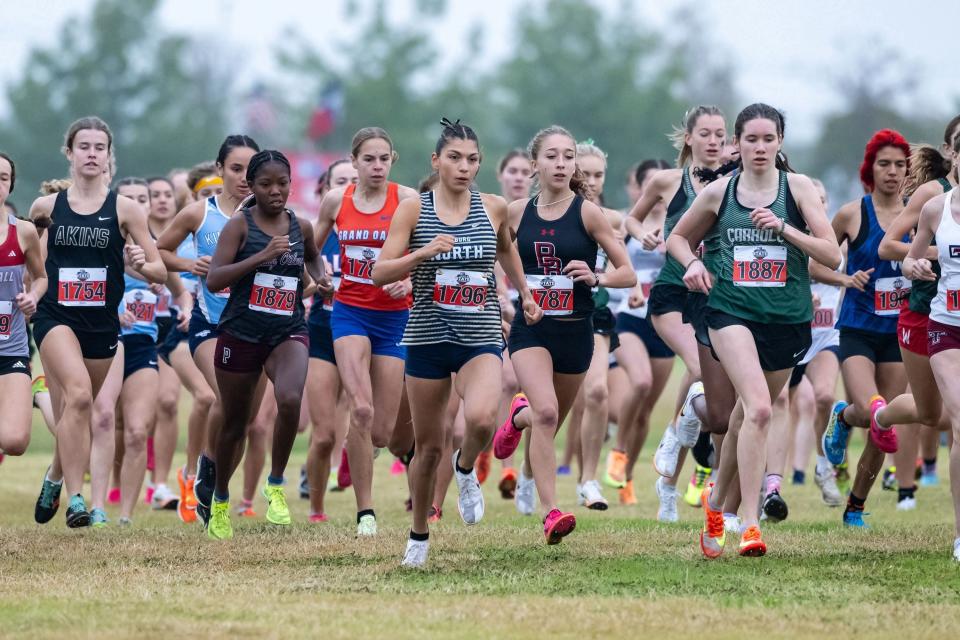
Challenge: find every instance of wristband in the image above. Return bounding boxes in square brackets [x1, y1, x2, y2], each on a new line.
[593, 273, 601, 287]
[778, 218, 786, 235]
[684, 257, 701, 271]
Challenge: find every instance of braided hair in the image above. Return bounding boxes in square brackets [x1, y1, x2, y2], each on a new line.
[239, 150, 291, 210]
[435, 117, 480, 157]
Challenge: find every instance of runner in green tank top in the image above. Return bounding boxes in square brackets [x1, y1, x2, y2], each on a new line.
[667, 103, 840, 558]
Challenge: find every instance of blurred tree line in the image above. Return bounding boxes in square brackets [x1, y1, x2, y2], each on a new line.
[0, 0, 955, 213]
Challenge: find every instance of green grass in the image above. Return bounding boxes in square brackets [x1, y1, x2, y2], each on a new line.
[2, 377, 959, 639]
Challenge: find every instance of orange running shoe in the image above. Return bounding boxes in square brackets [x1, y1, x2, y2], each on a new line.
[604, 449, 627, 488]
[428, 504, 443, 523]
[699, 483, 725, 559]
[476, 449, 491, 485]
[739, 525, 767, 557]
[619, 479, 637, 505]
[236, 503, 257, 518]
[177, 467, 197, 524]
[498, 468, 517, 499]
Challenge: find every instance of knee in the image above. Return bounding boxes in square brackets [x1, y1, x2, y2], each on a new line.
[350, 403, 375, 430]
[124, 425, 148, 452]
[310, 431, 336, 456]
[705, 406, 729, 434]
[502, 373, 519, 396]
[532, 404, 559, 430]
[275, 391, 302, 419]
[158, 393, 178, 420]
[745, 403, 773, 429]
[91, 405, 116, 434]
[2, 432, 30, 456]
[415, 442, 444, 471]
[64, 386, 94, 417]
[465, 407, 498, 440]
[630, 377, 652, 400]
[194, 389, 216, 413]
[813, 389, 835, 416]
[584, 380, 608, 410]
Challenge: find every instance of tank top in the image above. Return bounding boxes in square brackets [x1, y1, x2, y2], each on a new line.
[176, 231, 199, 296]
[334, 182, 410, 311]
[516, 194, 598, 319]
[218, 208, 306, 344]
[119, 273, 159, 341]
[309, 230, 341, 325]
[837, 195, 909, 334]
[908, 177, 952, 315]
[811, 269, 843, 333]
[617, 235, 665, 320]
[0, 215, 28, 357]
[654, 168, 697, 289]
[401, 191, 501, 347]
[194, 196, 232, 324]
[708, 171, 811, 324]
[929, 188, 960, 327]
[36, 190, 125, 334]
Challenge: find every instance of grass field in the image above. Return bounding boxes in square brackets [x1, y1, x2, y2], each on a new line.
[2, 381, 959, 639]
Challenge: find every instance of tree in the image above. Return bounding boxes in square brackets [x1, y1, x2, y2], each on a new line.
[0, 0, 232, 210]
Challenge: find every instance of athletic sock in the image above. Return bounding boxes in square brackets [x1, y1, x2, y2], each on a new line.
[267, 475, 284, 486]
[815, 455, 831, 475]
[45, 469, 63, 485]
[792, 469, 805, 485]
[409, 530, 429, 542]
[213, 491, 229, 503]
[898, 486, 916, 502]
[691, 432, 714, 468]
[845, 493, 865, 514]
[922, 458, 937, 475]
[765, 474, 782, 496]
[357, 508, 375, 524]
[455, 450, 472, 475]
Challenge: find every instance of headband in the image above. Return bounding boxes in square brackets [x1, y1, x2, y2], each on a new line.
[193, 175, 223, 193]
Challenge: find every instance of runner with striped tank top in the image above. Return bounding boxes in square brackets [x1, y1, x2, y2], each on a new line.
[156, 134, 264, 527]
[313, 127, 419, 536]
[669, 103, 840, 556]
[204, 150, 326, 540]
[0, 152, 47, 460]
[903, 183, 960, 562]
[375, 119, 540, 567]
[819, 130, 913, 525]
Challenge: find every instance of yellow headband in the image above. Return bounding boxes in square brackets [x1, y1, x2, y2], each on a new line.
[193, 176, 223, 193]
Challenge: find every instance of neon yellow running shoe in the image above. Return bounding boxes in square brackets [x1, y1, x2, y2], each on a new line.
[263, 483, 291, 525]
[683, 465, 711, 507]
[207, 499, 233, 540]
[32, 375, 48, 395]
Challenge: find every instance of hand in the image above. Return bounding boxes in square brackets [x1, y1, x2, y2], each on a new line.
[191, 256, 211, 277]
[627, 285, 646, 309]
[903, 257, 936, 282]
[176, 306, 191, 332]
[260, 235, 291, 262]
[844, 268, 874, 291]
[15, 291, 37, 317]
[641, 228, 662, 251]
[562, 260, 597, 284]
[125, 245, 147, 271]
[119, 310, 135, 329]
[417, 234, 455, 260]
[383, 279, 411, 299]
[750, 207, 781, 232]
[682, 259, 713, 293]
[148, 282, 165, 295]
[316, 275, 334, 297]
[812, 292, 821, 309]
[521, 293, 543, 325]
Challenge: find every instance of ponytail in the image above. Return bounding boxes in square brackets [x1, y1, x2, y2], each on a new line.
[904, 145, 951, 195]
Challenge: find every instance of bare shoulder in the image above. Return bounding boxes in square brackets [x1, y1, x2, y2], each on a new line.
[29, 193, 58, 220]
[650, 168, 682, 193]
[480, 192, 508, 222]
[834, 198, 861, 222]
[910, 179, 948, 205]
[601, 206, 623, 227]
[785, 172, 816, 194]
[507, 197, 530, 221]
[396, 184, 421, 201]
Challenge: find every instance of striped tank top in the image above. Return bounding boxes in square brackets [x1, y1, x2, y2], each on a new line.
[0, 215, 28, 357]
[400, 191, 501, 347]
[194, 196, 232, 324]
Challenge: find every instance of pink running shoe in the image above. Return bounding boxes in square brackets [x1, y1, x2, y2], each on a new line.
[337, 447, 352, 489]
[146, 437, 155, 472]
[144, 485, 154, 505]
[868, 395, 898, 454]
[309, 513, 328, 523]
[108, 487, 121, 505]
[543, 509, 576, 545]
[390, 459, 406, 476]
[493, 393, 529, 460]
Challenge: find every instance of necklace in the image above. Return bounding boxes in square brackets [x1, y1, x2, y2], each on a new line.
[535, 192, 575, 207]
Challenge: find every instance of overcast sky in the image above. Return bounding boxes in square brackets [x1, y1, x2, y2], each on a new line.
[2, 0, 958, 143]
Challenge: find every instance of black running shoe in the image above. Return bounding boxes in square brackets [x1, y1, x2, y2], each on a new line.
[65, 494, 91, 528]
[35, 470, 63, 524]
[299, 465, 309, 500]
[762, 490, 789, 523]
[194, 453, 215, 528]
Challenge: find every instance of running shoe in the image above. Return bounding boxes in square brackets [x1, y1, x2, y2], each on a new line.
[953, 537, 960, 563]
[34, 470, 62, 524]
[761, 490, 788, 522]
[619, 480, 637, 506]
[390, 458, 406, 476]
[401, 538, 429, 568]
[299, 466, 310, 498]
[151, 484, 178, 511]
[920, 471, 939, 487]
[309, 513, 328, 523]
[868, 396, 897, 454]
[66, 494, 91, 528]
[493, 393, 528, 459]
[543, 509, 576, 545]
[235, 504, 257, 518]
[107, 487, 121, 505]
[208, 500, 233, 540]
[655, 476, 678, 523]
[32, 375, 48, 396]
[337, 447, 351, 489]
[452, 450, 484, 525]
[476, 449, 491, 485]
[603, 449, 628, 488]
[428, 504, 442, 523]
[791, 469, 805, 485]
[683, 464, 711, 507]
[738, 525, 766, 557]
[896, 496, 917, 511]
[144, 484, 155, 505]
[835, 462, 851, 494]
[821, 401, 850, 465]
[814, 464, 843, 507]
[498, 467, 517, 499]
[843, 510, 869, 528]
[653, 424, 681, 478]
[194, 453, 215, 527]
[328, 470, 342, 492]
[675, 382, 704, 448]
[556, 465, 572, 476]
[578, 480, 608, 511]
[263, 483, 291, 525]
[90, 508, 108, 528]
[575, 483, 584, 507]
[882, 467, 897, 491]
[724, 514, 742, 535]
[515, 470, 536, 516]
[177, 467, 198, 524]
[118, 517, 132, 527]
[146, 437, 155, 472]
[357, 513, 377, 537]
[699, 484, 725, 559]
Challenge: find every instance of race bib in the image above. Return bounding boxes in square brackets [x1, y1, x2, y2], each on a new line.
[124, 289, 158, 325]
[433, 269, 488, 313]
[322, 277, 341, 312]
[212, 285, 231, 299]
[874, 276, 910, 316]
[155, 289, 172, 318]
[58, 267, 107, 307]
[341, 245, 380, 285]
[732, 245, 787, 287]
[0, 301, 11, 340]
[526, 274, 574, 316]
[249, 273, 298, 316]
[812, 307, 834, 329]
[637, 268, 659, 300]
[948, 290, 960, 312]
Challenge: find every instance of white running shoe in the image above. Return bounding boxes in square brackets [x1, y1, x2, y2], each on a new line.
[724, 514, 742, 535]
[575, 483, 584, 506]
[896, 497, 917, 511]
[151, 484, 178, 510]
[357, 513, 377, 537]
[676, 382, 704, 448]
[814, 464, 843, 507]
[452, 450, 484, 525]
[401, 538, 429, 568]
[655, 476, 678, 522]
[578, 480, 608, 511]
[953, 537, 960, 563]
[653, 424, 681, 478]
[515, 470, 536, 515]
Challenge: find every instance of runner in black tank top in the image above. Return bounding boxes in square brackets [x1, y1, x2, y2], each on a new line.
[29, 117, 167, 529]
[496, 125, 634, 546]
[202, 150, 326, 540]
